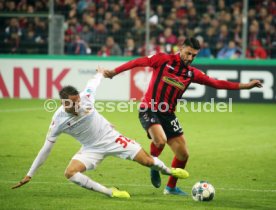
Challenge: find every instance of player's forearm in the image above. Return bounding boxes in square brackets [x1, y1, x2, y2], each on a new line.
[86, 72, 103, 90]
[205, 79, 240, 90]
[238, 83, 251, 89]
[27, 140, 54, 177]
[114, 57, 150, 74]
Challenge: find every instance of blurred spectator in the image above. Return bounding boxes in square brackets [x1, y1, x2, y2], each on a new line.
[248, 20, 261, 44]
[5, 0, 16, 12]
[196, 36, 213, 58]
[97, 45, 110, 57]
[67, 35, 90, 55]
[199, 14, 211, 31]
[158, 27, 177, 54]
[22, 29, 38, 54]
[216, 24, 232, 50]
[246, 40, 268, 59]
[80, 24, 94, 45]
[217, 40, 241, 59]
[204, 27, 218, 56]
[4, 18, 22, 53]
[232, 24, 242, 48]
[155, 4, 166, 25]
[103, 11, 113, 31]
[158, 27, 177, 45]
[259, 20, 274, 57]
[98, 36, 122, 56]
[93, 23, 108, 46]
[131, 18, 145, 46]
[109, 21, 125, 46]
[138, 37, 161, 56]
[124, 38, 138, 56]
[271, 42, 276, 59]
[0, 0, 275, 57]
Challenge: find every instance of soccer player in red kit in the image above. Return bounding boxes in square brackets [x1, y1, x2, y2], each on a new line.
[102, 37, 262, 196]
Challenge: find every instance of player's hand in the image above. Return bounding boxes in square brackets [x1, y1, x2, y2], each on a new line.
[240, 80, 262, 89]
[103, 69, 117, 79]
[11, 176, 31, 189]
[96, 66, 116, 79]
[246, 80, 263, 89]
[96, 65, 105, 75]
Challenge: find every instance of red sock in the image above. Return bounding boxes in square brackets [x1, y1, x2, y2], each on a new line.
[150, 142, 164, 157]
[167, 156, 187, 188]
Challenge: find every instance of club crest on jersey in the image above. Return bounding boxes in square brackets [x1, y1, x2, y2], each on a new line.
[166, 64, 175, 70]
[187, 70, 193, 78]
[85, 107, 93, 114]
[162, 76, 185, 90]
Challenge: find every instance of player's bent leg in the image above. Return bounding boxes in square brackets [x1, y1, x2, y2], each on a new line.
[133, 148, 154, 166]
[65, 159, 129, 198]
[148, 125, 167, 188]
[133, 149, 189, 178]
[167, 135, 189, 162]
[148, 124, 167, 150]
[164, 135, 189, 196]
[64, 159, 86, 179]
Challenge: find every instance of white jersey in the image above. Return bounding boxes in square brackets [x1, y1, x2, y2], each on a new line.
[27, 73, 122, 177]
[48, 94, 120, 149]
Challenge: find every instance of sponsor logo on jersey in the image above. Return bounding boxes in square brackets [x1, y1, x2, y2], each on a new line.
[67, 117, 87, 130]
[86, 88, 92, 93]
[162, 76, 185, 90]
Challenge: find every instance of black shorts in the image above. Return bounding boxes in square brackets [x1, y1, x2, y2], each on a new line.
[138, 109, 183, 139]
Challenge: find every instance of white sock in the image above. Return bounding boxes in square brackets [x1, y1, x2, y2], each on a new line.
[151, 157, 171, 175]
[69, 172, 112, 196]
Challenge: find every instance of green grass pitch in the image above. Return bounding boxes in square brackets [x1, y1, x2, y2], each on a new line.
[0, 99, 275, 210]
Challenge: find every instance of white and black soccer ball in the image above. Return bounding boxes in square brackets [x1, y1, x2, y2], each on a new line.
[191, 181, 215, 201]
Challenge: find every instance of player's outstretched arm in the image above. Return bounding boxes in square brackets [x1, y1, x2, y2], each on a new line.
[103, 69, 117, 79]
[11, 140, 55, 189]
[193, 69, 263, 90]
[97, 66, 117, 79]
[100, 56, 154, 79]
[11, 176, 31, 189]
[239, 80, 263, 89]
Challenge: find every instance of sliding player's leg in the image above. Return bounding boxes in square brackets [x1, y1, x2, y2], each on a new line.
[65, 154, 130, 198]
[133, 148, 189, 179]
[112, 135, 188, 181]
[164, 134, 189, 196]
[139, 109, 167, 188]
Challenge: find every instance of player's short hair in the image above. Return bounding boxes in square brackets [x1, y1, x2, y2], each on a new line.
[183, 37, 201, 50]
[59, 86, 79, 99]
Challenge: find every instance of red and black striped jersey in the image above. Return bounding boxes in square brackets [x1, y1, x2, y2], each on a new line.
[115, 53, 240, 113]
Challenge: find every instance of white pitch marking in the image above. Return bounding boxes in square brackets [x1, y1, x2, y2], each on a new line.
[2, 180, 276, 192]
[0, 107, 43, 112]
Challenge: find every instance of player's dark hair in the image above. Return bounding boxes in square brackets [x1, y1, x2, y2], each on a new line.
[59, 86, 79, 99]
[183, 37, 201, 50]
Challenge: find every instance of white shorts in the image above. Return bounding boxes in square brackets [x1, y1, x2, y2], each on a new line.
[72, 135, 142, 170]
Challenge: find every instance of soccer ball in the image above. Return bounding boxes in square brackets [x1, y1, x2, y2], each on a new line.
[191, 181, 215, 201]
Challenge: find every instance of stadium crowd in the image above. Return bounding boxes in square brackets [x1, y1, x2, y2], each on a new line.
[0, 0, 275, 58]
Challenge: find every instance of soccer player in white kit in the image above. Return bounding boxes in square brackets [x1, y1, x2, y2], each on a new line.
[12, 69, 189, 198]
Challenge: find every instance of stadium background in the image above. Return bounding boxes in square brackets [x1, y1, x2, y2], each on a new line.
[0, 1, 276, 210]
